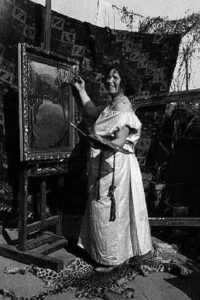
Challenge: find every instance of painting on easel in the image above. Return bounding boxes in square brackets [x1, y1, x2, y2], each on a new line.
[18, 43, 79, 162]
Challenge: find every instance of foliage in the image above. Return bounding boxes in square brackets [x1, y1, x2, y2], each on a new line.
[139, 13, 200, 36]
[120, 7, 200, 36]
[119, 7, 200, 92]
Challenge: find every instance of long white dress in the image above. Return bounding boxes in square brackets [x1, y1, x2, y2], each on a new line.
[78, 106, 152, 266]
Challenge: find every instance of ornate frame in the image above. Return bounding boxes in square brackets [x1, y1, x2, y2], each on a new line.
[18, 43, 79, 162]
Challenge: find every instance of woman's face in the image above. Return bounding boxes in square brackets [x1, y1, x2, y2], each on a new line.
[106, 69, 122, 96]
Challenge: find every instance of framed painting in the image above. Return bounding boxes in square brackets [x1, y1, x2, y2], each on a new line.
[18, 43, 79, 162]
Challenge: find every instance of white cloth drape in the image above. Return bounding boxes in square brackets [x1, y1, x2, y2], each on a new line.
[78, 107, 152, 265]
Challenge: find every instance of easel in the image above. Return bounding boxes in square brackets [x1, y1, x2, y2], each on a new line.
[0, 0, 68, 272]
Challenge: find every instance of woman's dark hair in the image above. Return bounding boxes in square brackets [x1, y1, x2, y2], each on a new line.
[103, 63, 136, 97]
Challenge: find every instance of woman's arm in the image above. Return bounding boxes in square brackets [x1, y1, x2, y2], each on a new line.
[111, 126, 130, 147]
[109, 97, 132, 147]
[74, 77, 104, 118]
[111, 96, 142, 147]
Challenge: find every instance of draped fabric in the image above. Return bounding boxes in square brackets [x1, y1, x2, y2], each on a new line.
[78, 106, 152, 265]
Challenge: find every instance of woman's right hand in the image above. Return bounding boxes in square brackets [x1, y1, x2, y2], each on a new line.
[73, 76, 85, 92]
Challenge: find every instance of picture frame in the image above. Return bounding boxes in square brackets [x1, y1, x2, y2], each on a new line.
[18, 43, 79, 162]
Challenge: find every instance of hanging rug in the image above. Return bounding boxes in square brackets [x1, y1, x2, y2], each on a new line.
[1, 243, 193, 300]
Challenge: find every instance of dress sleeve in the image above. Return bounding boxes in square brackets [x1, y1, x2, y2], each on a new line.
[119, 111, 142, 145]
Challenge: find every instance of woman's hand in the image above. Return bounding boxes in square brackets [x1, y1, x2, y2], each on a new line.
[73, 76, 85, 91]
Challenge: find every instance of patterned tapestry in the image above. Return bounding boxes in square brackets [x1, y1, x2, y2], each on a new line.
[0, 0, 181, 205]
[0, 0, 43, 206]
[50, 12, 181, 105]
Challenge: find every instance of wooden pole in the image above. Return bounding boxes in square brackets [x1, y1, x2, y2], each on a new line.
[44, 0, 51, 51]
[184, 47, 189, 91]
[185, 52, 189, 91]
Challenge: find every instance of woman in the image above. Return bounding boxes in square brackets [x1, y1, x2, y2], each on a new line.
[73, 67, 152, 272]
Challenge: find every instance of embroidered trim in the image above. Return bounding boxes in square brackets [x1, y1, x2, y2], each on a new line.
[102, 106, 121, 118]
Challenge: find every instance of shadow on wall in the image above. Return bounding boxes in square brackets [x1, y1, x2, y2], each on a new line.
[2, 88, 20, 210]
[61, 131, 89, 240]
[62, 132, 89, 216]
